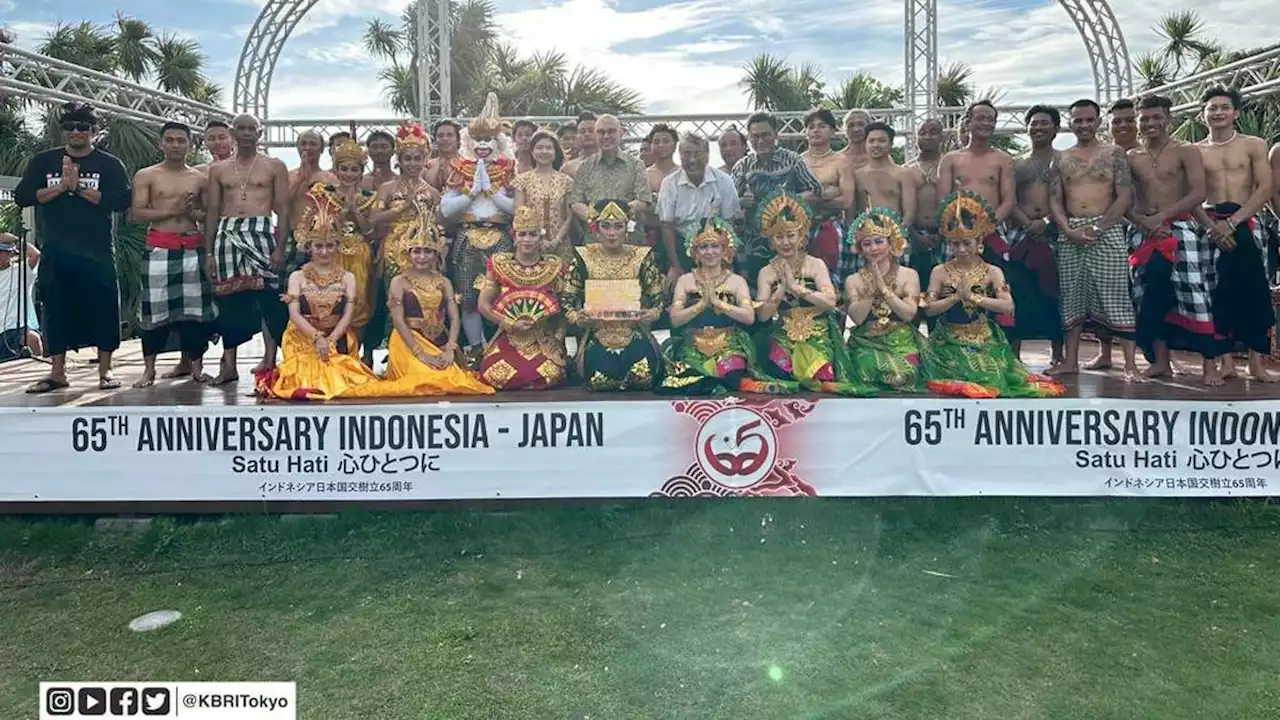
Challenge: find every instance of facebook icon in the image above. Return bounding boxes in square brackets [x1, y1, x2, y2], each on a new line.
[109, 688, 139, 715]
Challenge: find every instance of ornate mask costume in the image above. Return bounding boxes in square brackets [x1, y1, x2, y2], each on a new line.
[938, 189, 996, 243]
[460, 93, 514, 164]
[852, 207, 908, 258]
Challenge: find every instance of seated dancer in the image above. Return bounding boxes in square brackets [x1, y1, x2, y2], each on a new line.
[922, 193, 1065, 398]
[476, 205, 569, 390]
[368, 122, 440, 362]
[326, 138, 378, 346]
[442, 93, 517, 362]
[379, 221, 495, 396]
[561, 199, 665, 391]
[751, 190, 868, 394]
[844, 208, 930, 392]
[659, 217, 760, 395]
[1126, 95, 1219, 383]
[259, 188, 382, 401]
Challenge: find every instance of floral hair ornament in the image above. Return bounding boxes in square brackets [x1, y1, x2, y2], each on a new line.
[293, 183, 344, 250]
[331, 137, 368, 167]
[753, 189, 812, 239]
[938, 189, 996, 242]
[687, 216, 738, 264]
[511, 205, 546, 236]
[395, 120, 431, 152]
[588, 198, 635, 234]
[852, 206, 908, 257]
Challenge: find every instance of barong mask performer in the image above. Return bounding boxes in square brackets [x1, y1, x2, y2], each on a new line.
[750, 190, 869, 395]
[476, 205, 569, 390]
[15, 102, 132, 394]
[443, 92, 516, 357]
[561, 199, 665, 391]
[844, 207, 929, 392]
[326, 138, 377, 338]
[660, 217, 759, 395]
[922, 191, 1065, 398]
[130, 121, 218, 389]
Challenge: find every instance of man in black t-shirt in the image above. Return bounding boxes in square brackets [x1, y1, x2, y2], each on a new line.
[15, 102, 132, 393]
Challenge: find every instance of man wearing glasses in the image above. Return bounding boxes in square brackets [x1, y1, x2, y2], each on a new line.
[15, 103, 132, 393]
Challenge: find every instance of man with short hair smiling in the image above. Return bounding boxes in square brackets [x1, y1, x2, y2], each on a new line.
[569, 114, 650, 246]
[657, 132, 741, 275]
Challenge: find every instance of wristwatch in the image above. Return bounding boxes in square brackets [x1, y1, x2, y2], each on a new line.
[1090, 223, 1102, 234]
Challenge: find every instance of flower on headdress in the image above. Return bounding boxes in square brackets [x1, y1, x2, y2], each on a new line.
[395, 120, 431, 151]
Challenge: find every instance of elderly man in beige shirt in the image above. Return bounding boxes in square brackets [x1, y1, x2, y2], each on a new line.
[569, 114, 651, 245]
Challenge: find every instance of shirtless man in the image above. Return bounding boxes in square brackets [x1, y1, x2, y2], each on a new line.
[1108, 99, 1138, 151]
[1125, 94, 1217, 383]
[1008, 105, 1065, 364]
[644, 124, 680, 268]
[856, 122, 915, 222]
[1048, 99, 1139, 381]
[840, 110, 871, 171]
[130, 122, 216, 387]
[361, 130, 397, 192]
[905, 119, 946, 288]
[801, 109, 855, 280]
[938, 101, 1015, 223]
[204, 113, 291, 385]
[426, 120, 462, 190]
[1193, 86, 1276, 382]
[199, 119, 233, 169]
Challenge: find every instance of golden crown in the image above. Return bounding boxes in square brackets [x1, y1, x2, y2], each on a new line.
[294, 183, 343, 249]
[395, 221, 445, 269]
[395, 120, 431, 151]
[332, 137, 367, 167]
[468, 93, 504, 138]
[938, 190, 996, 242]
[687, 217, 736, 262]
[512, 205, 544, 233]
[589, 200, 630, 224]
[852, 207, 907, 257]
[757, 191, 811, 239]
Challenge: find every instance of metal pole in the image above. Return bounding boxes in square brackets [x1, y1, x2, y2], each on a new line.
[437, 0, 451, 119]
[415, 0, 431, 125]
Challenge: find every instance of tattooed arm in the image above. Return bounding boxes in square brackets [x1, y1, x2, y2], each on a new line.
[1099, 145, 1133, 231]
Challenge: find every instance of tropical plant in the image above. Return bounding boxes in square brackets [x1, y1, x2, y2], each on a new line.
[363, 0, 641, 118]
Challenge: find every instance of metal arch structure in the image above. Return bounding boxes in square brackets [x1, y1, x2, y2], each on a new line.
[902, 0, 1133, 152]
[233, 0, 452, 124]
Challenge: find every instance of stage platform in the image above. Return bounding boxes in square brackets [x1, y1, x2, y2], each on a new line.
[2, 337, 1278, 510]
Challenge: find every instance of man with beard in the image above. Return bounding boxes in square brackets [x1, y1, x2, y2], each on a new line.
[1126, 94, 1218, 383]
[1049, 99, 1139, 381]
[361, 130, 397, 192]
[801, 109, 856, 281]
[129, 122, 218, 388]
[562, 112, 598, 178]
[1193, 86, 1276, 382]
[15, 102, 132, 393]
[840, 110, 871, 170]
[1007, 105, 1066, 364]
[718, 125, 748, 173]
[905, 119, 946, 288]
[204, 113, 292, 385]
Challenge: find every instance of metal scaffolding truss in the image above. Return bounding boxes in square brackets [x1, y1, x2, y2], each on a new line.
[1057, 0, 1133, 103]
[1145, 46, 1280, 113]
[0, 44, 228, 129]
[902, 0, 938, 153]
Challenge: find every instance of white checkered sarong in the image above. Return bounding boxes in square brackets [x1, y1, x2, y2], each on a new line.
[1059, 216, 1135, 334]
[138, 236, 218, 331]
[1128, 218, 1215, 332]
[214, 216, 276, 296]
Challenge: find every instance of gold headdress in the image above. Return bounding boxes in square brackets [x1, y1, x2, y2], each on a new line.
[468, 92, 504, 138]
[293, 183, 343, 249]
[588, 198, 632, 233]
[938, 189, 996, 242]
[754, 190, 811, 239]
[852, 207, 907, 257]
[395, 220, 445, 269]
[395, 120, 431, 152]
[332, 137, 367, 167]
[512, 205, 545, 234]
[687, 217, 737, 264]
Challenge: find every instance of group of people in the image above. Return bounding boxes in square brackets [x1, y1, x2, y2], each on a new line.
[12, 84, 1279, 398]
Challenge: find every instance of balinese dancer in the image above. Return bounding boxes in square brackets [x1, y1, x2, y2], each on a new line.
[561, 199, 665, 391]
[921, 194, 1065, 398]
[259, 190, 382, 401]
[442, 92, 517, 360]
[1194, 86, 1277, 382]
[322, 138, 377, 342]
[129, 122, 218, 388]
[659, 218, 760, 395]
[378, 221, 495, 397]
[750, 190, 868, 395]
[368, 121, 440, 362]
[476, 205, 569, 390]
[1126, 95, 1220, 383]
[1049, 99, 1139, 381]
[844, 208, 930, 392]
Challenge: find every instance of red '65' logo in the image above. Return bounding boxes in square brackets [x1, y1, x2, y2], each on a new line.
[695, 407, 778, 487]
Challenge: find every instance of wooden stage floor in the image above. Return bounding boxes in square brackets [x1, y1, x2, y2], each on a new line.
[3, 335, 1279, 408]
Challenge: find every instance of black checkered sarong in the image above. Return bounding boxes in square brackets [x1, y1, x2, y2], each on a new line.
[1059, 217, 1135, 337]
[139, 231, 217, 331]
[451, 222, 512, 311]
[1128, 218, 1219, 359]
[213, 216, 276, 295]
[1207, 204, 1273, 354]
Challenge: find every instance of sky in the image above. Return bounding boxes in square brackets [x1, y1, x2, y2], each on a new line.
[4, 0, 1278, 154]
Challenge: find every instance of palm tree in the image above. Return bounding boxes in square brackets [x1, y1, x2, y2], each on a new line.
[0, 27, 40, 176]
[740, 54, 826, 112]
[826, 73, 902, 110]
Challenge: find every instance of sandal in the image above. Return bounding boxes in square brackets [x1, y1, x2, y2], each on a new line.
[26, 377, 70, 394]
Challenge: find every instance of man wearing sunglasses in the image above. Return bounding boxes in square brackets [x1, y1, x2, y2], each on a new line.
[14, 102, 132, 393]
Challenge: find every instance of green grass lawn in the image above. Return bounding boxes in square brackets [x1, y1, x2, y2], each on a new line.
[2, 499, 1279, 719]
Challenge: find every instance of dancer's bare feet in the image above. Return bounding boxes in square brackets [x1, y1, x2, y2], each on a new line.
[189, 361, 213, 384]
[211, 357, 239, 386]
[132, 368, 157, 389]
[1202, 360, 1225, 387]
[1248, 356, 1277, 383]
[1142, 362, 1172, 379]
[1219, 357, 1239, 379]
[1046, 363, 1079, 377]
[161, 358, 193, 379]
[1123, 366, 1149, 383]
[1083, 353, 1112, 370]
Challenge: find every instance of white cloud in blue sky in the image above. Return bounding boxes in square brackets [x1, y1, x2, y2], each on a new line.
[5, 0, 1279, 122]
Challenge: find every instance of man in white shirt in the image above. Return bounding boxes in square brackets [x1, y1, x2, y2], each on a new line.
[0, 233, 41, 361]
[656, 132, 742, 277]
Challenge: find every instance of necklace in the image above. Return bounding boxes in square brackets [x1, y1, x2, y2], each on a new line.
[1208, 131, 1238, 146]
[233, 154, 259, 200]
[915, 158, 940, 184]
[694, 266, 730, 289]
[1145, 140, 1172, 167]
[806, 147, 833, 160]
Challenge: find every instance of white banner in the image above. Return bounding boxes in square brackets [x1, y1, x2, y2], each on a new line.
[3, 397, 1277, 502]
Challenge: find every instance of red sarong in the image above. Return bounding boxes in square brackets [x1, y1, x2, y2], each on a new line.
[147, 230, 202, 250]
